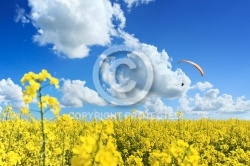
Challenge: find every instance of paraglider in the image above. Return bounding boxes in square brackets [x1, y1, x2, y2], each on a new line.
[177, 60, 204, 76]
[178, 60, 204, 86]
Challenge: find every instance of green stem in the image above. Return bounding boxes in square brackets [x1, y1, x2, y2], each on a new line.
[41, 83, 50, 89]
[39, 88, 46, 166]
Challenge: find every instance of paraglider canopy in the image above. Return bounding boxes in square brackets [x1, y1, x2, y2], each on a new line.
[177, 60, 204, 76]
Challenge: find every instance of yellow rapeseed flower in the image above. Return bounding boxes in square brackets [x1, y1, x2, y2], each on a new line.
[38, 69, 52, 81]
[50, 77, 59, 88]
[20, 107, 29, 115]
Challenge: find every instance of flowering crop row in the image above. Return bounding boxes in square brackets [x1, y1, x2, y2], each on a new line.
[1, 108, 250, 165]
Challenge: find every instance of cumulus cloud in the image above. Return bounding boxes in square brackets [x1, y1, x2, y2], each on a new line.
[179, 88, 250, 115]
[191, 81, 213, 91]
[121, 32, 191, 99]
[143, 97, 174, 118]
[99, 32, 191, 104]
[123, 0, 154, 8]
[22, 0, 126, 58]
[60, 79, 107, 107]
[0, 78, 25, 109]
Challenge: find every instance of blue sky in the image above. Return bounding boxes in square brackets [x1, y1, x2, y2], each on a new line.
[1, 0, 250, 120]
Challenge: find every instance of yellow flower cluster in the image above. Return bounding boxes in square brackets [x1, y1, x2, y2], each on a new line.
[71, 120, 123, 166]
[21, 69, 59, 105]
[21, 70, 60, 116]
[39, 95, 60, 116]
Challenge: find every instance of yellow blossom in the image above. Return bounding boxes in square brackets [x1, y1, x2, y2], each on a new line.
[50, 77, 59, 88]
[20, 107, 29, 115]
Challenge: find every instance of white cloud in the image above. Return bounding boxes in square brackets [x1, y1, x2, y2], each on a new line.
[191, 81, 213, 91]
[144, 97, 173, 117]
[0, 78, 25, 109]
[60, 79, 107, 107]
[15, 6, 30, 25]
[102, 32, 191, 100]
[179, 88, 250, 115]
[130, 97, 174, 119]
[25, 0, 126, 58]
[123, 0, 154, 8]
